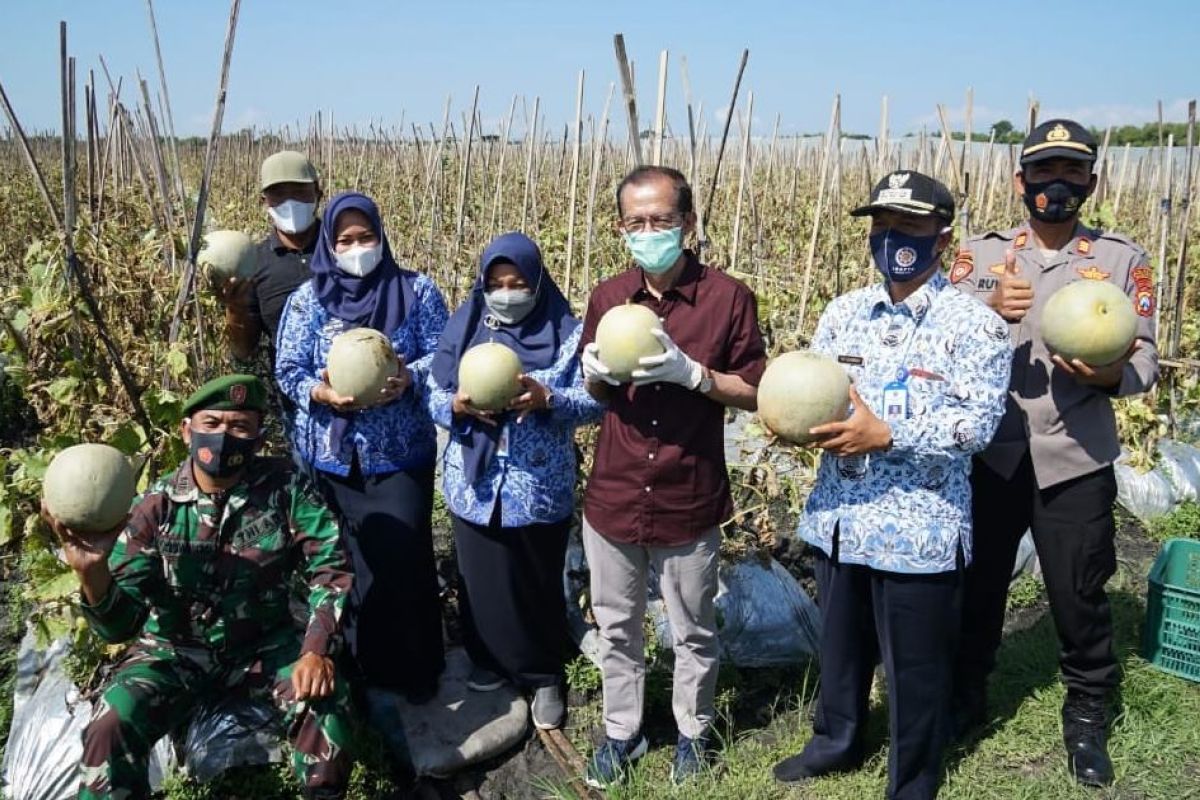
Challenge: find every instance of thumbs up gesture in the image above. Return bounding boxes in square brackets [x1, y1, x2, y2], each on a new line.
[989, 249, 1034, 322]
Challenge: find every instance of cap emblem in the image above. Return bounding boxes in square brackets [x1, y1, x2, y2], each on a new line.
[1047, 123, 1071, 142]
[230, 383, 247, 405]
[888, 172, 911, 189]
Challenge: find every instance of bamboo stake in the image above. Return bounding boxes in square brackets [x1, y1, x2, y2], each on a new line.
[450, 85, 480, 302]
[521, 96, 540, 230]
[613, 34, 643, 166]
[795, 94, 840, 338]
[702, 49, 750, 230]
[730, 91, 753, 273]
[489, 94, 518, 234]
[652, 50, 668, 165]
[563, 71, 585, 301]
[1153, 133, 1173, 338]
[583, 83, 615, 293]
[166, 0, 241, 360]
[144, 0, 189, 231]
[1168, 100, 1196, 358]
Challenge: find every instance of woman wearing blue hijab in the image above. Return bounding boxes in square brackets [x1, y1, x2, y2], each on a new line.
[276, 192, 448, 712]
[429, 232, 602, 730]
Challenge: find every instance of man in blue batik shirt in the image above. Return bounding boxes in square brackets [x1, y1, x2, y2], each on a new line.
[773, 171, 1012, 800]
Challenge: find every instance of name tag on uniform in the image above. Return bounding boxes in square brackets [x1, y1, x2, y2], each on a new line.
[882, 368, 909, 422]
[837, 354, 864, 366]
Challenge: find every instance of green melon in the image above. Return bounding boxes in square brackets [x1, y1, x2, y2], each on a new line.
[458, 342, 523, 412]
[1042, 280, 1138, 366]
[595, 303, 664, 383]
[326, 328, 399, 405]
[757, 351, 851, 444]
[42, 444, 136, 535]
[198, 230, 257, 285]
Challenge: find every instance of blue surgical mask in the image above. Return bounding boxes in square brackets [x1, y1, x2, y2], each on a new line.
[484, 288, 537, 325]
[624, 227, 683, 274]
[869, 229, 941, 283]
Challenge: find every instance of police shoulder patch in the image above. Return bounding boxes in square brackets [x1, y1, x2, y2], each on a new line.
[950, 250, 974, 284]
[1131, 264, 1155, 317]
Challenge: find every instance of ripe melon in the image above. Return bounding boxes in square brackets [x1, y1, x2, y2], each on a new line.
[595, 303, 664, 382]
[43, 444, 136, 535]
[458, 342, 523, 411]
[326, 328, 399, 404]
[757, 351, 852, 444]
[198, 230, 256, 285]
[1042, 280, 1138, 366]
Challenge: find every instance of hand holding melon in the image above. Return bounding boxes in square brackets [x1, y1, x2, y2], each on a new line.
[757, 351, 852, 445]
[41, 443, 135, 573]
[457, 342, 523, 412]
[1042, 280, 1138, 387]
[198, 230, 257, 298]
[593, 303, 665, 383]
[318, 328, 405, 409]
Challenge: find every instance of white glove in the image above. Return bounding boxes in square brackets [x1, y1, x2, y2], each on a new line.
[581, 342, 620, 386]
[631, 328, 704, 389]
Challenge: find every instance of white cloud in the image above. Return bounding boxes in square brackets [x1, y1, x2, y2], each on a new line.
[1037, 98, 1193, 128]
[911, 104, 1013, 131]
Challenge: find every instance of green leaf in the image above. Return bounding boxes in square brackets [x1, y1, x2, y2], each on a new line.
[166, 346, 189, 379]
[0, 504, 12, 546]
[27, 567, 79, 602]
[46, 376, 81, 404]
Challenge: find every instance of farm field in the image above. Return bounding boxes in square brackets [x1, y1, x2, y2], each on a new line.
[2, 13, 1200, 800]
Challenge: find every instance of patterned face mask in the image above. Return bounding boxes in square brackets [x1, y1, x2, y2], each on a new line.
[1022, 178, 1090, 223]
[869, 229, 941, 283]
[188, 428, 257, 478]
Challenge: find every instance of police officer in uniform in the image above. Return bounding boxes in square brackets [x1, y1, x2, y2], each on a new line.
[42, 375, 355, 800]
[950, 119, 1159, 787]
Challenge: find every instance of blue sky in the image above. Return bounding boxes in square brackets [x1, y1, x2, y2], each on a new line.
[0, 1, 1193, 139]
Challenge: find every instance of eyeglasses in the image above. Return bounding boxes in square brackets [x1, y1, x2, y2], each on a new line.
[619, 214, 683, 234]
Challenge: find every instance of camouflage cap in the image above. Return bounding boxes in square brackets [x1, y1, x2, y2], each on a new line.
[182, 374, 268, 416]
[260, 150, 318, 190]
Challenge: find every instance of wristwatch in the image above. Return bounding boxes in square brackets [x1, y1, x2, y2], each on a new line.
[696, 367, 714, 394]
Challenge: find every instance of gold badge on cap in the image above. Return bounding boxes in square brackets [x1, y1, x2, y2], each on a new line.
[1046, 124, 1071, 142]
[230, 383, 248, 405]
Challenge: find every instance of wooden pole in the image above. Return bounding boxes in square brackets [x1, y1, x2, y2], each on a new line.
[795, 94, 840, 339]
[1168, 100, 1196, 358]
[520, 96, 540, 230]
[652, 50, 668, 165]
[613, 34, 643, 166]
[730, 91, 753, 273]
[563, 71, 585, 300]
[702, 49, 750, 229]
[583, 83, 615, 294]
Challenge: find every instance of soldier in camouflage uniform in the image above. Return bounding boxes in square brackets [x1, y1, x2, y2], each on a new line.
[41, 374, 355, 800]
[949, 120, 1159, 787]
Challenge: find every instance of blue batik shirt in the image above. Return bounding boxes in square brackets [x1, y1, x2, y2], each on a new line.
[428, 325, 604, 527]
[798, 270, 1012, 574]
[275, 275, 449, 477]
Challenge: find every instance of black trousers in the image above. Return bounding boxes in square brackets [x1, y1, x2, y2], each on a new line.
[318, 462, 445, 694]
[956, 455, 1118, 697]
[802, 549, 960, 800]
[452, 511, 571, 689]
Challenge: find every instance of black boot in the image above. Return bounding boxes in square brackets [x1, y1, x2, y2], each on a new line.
[1062, 691, 1114, 787]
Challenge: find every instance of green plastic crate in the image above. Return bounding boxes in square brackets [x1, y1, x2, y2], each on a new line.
[1143, 538, 1200, 682]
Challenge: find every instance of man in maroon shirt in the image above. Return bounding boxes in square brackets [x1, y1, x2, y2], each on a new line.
[578, 166, 766, 787]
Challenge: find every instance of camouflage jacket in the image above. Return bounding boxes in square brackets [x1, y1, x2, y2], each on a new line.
[80, 456, 352, 663]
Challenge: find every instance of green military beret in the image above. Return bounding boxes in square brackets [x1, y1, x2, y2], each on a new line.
[182, 374, 268, 416]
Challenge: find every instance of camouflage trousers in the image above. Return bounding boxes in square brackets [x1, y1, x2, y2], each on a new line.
[77, 636, 352, 800]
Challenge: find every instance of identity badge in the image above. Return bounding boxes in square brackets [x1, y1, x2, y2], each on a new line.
[882, 367, 909, 422]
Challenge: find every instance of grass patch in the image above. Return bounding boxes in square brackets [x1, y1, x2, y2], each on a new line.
[1006, 572, 1044, 613]
[1148, 500, 1200, 543]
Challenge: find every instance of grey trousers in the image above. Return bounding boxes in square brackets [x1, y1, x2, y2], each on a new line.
[583, 516, 721, 740]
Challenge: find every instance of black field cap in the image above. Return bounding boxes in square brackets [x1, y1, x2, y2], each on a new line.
[1020, 119, 1098, 164]
[850, 170, 955, 222]
[182, 374, 268, 417]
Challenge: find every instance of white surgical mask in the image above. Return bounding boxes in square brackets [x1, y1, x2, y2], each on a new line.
[334, 243, 383, 277]
[267, 199, 316, 234]
[485, 288, 537, 325]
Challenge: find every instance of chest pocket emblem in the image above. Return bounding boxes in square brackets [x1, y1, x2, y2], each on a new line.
[1076, 266, 1111, 281]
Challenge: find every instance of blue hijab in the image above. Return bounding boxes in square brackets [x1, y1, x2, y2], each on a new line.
[431, 232, 579, 485]
[310, 192, 418, 453]
[309, 192, 417, 333]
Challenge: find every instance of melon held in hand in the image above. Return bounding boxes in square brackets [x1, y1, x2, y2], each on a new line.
[458, 342, 523, 412]
[595, 303, 664, 383]
[43, 444, 136, 535]
[326, 328, 399, 405]
[757, 351, 852, 444]
[198, 230, 256, 286]
[1041, 280, 1137, 366]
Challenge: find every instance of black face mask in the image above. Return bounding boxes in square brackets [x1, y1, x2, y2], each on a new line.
[189, 429, 257, 478]
[1022, 178, 1090, 223]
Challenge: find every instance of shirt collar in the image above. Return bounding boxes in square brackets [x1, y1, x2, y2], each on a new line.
[628, 250, 703, 305]
[870, 270, 947, 321]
